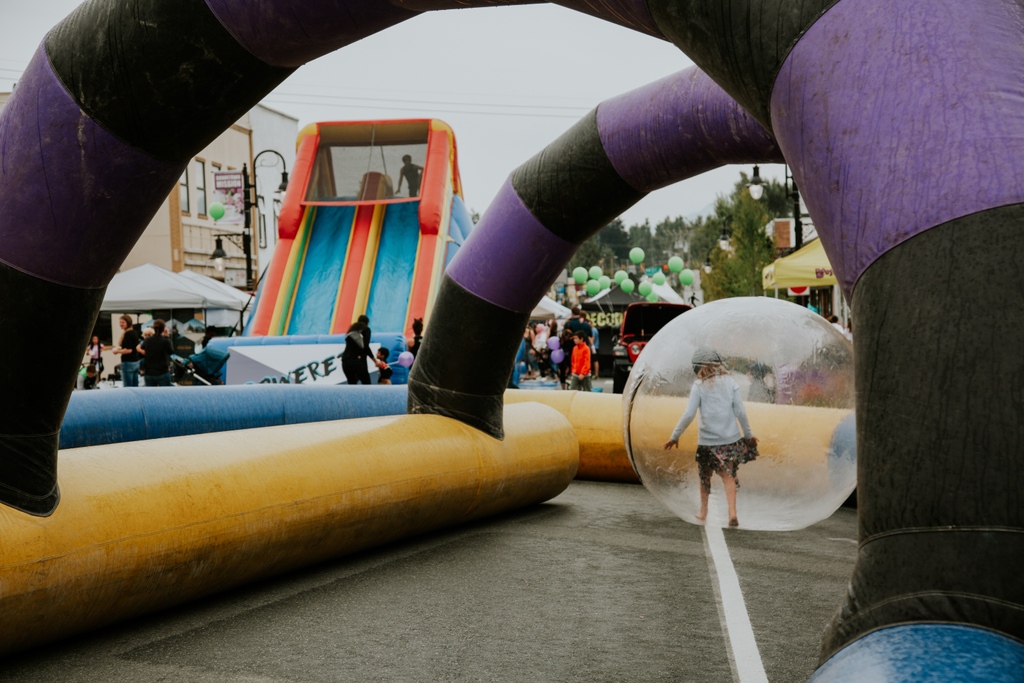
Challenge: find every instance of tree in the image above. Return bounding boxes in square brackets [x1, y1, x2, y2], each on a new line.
[598, 218, 631, 263]
[627, 220, 656, 265]
[702, 192, 775, 300]
[569, 239, 617, 275]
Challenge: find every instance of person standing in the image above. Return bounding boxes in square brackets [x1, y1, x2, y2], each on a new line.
[395, 155, 423, 197]
[342, 315, 373, 385]
[568, 330, 592, 393]
[112, 315, 142, 387]
[662, 348, 758, 527]
[137, 319, 175, 387]
[565, 307, 592, 343]
[408, 318, 424, 357]
[589, 317, 600, 379]
[86, 335, 106, 375]
[830, 314, 853, 341]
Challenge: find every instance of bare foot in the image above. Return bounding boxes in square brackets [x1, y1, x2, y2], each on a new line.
[728, 517, 738, 527]
[695, 511, 707, 521]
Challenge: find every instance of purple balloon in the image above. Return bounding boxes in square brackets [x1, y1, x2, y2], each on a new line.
[547, 337, 560, 350]
[550, 348, 565, 364]
[398, 351, 414, 367]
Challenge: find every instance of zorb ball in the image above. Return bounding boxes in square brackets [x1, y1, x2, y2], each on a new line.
[622, 297, 855, 530]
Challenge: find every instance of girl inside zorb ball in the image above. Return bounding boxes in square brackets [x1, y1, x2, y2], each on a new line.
[623, 297, 856, 531]
[662, 346, 760, 528]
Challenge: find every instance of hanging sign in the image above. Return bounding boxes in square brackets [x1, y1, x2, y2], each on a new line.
[212, 171, 245, 224]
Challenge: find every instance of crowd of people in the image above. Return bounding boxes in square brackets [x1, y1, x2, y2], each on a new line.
[79, 311, 423, 391]
[78, 315, 176, 389]
[517, 306, 602, 390]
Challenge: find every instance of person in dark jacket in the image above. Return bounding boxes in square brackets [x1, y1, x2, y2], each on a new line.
[138, 319, 175, 387]
[342, 315, 372, 384]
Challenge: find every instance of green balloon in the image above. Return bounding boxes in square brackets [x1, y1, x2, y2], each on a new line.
[588, 266, 603, 280]
[598, 275, 611, 290]
[572, 267, 588, 284]
[585, 279, 601, 296]
[208, 202, 226, 221]
[638, 281, 653, 297]
[647, 292, 660, 302]
[668, 256, 684, 273]
[652, 272, 666, 286]
[629, 247, 645, 264]
[680, 269, 695, 286]
[620, 279, 635, 293]
[614, 270, 628, 284]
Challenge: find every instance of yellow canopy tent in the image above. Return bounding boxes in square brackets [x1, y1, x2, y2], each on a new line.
[762, 238, 837, 290]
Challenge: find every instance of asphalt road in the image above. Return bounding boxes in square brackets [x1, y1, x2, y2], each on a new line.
[0, 481, 857, 683]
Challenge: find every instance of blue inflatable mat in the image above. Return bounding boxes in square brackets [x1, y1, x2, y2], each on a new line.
[60, 384, 409, 449]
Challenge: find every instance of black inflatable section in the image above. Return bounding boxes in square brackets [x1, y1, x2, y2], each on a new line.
[510, 108, 643, 243]
[821, 204, 1024, 659]
[647, 0, 839, 128]
[46, 0, 295, 162]
[408, 274, 530, 440]
[0, 263, 106, 515]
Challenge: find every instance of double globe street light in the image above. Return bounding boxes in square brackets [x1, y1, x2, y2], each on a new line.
[747, 164, 804, 251]
[209, 150, 289, 290]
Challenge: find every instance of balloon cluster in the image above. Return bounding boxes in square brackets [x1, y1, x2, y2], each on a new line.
[570, 245, 700, 304]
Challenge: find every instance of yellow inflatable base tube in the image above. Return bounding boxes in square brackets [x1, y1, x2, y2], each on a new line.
[0, 403, 577, 657]
[505, 391, 640, 483]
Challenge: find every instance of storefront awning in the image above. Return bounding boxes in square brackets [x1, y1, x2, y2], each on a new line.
[762, 238, 837, 289]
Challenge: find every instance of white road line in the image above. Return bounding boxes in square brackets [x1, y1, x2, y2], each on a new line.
[704, 524, 769, 683]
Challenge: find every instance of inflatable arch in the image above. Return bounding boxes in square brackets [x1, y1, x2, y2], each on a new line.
[1, 0, 1022, 677]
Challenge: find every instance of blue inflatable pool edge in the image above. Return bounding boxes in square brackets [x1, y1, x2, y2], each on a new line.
[809, 624, 1024, 682]
[59, 384, 410, 450]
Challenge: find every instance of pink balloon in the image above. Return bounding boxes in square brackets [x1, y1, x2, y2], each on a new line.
[550, 348, 565, 364]
[547, 337, 560, 350]
[398, 351, 414, 367]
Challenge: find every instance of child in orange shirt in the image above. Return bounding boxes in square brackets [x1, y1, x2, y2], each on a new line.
[568, 330, 592, 392]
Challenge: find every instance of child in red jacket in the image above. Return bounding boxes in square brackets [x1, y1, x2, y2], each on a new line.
[568, 331, 592, 392]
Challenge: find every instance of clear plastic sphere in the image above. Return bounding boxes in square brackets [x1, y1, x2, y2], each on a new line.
[623, 297, 855, 531]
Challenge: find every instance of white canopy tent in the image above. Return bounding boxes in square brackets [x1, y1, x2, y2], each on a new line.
[178, 269, 254, 326]
[101, 264, 249, 327]
[651, 281, 686, 304]
[530, 295, 572, 321]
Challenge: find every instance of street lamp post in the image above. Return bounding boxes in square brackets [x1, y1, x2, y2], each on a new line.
[785, 166, 803, 250]
[209, 151, 288, 291]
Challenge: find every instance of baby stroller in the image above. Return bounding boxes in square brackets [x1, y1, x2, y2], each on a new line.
[171, 346, 230, 386]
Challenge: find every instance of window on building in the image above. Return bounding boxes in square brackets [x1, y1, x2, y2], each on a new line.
[195, 159, 207, 216]
[179, 168, 189, 213]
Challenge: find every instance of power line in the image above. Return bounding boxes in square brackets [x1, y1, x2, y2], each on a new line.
[268, 88, 591, 112]
[277, 78, 598, 106]
[261, 96, 586, 120]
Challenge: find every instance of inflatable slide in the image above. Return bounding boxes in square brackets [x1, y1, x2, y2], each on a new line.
[248, 119, 473, 338]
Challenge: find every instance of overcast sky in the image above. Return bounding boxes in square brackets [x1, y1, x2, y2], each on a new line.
[0, 0, 785, 227]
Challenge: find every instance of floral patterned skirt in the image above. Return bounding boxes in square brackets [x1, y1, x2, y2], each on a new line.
[695, 439, 758, 493]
